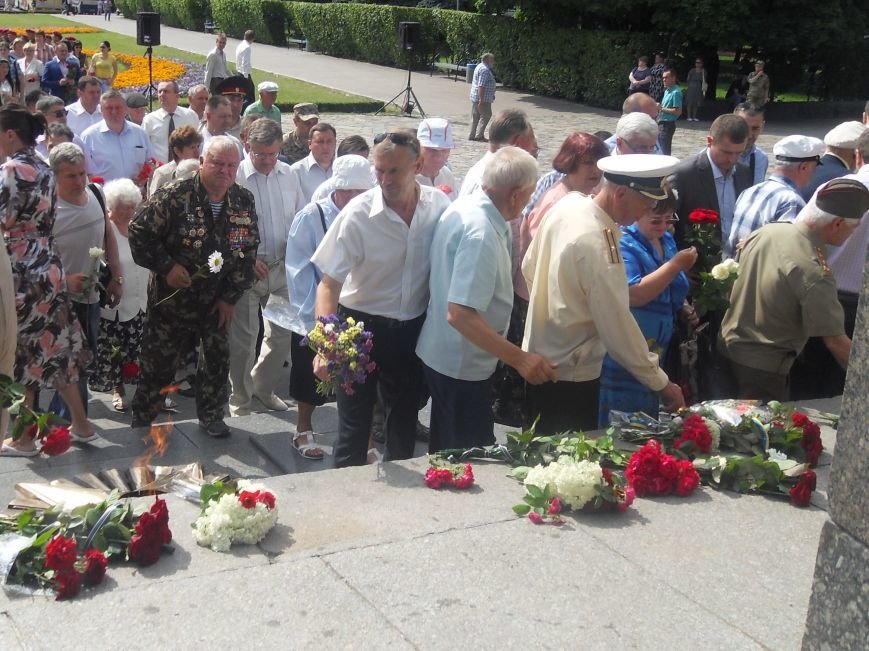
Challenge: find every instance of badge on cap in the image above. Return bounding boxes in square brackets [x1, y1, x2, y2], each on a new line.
[597, 154, 680, 200]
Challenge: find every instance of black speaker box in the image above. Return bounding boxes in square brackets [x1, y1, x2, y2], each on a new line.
[136, 12, 161, 47]
[398, 21, 421, 51]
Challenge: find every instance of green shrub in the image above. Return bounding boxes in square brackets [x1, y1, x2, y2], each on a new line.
[175, 0, 211, 32]
[209, 0, 291, 45]
[115, 0, 153, 18]
[149, 0, 180, 28]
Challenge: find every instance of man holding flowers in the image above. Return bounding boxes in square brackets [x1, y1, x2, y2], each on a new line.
[311, 131, 450, 467]
[129, 136, 259, 437]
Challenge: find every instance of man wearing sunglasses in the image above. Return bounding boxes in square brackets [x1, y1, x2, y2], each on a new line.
[311, 131, 451, 467]
[34, 95, 83, 160]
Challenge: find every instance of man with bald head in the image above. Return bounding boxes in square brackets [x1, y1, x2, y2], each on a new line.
[129, 136, 260, 438]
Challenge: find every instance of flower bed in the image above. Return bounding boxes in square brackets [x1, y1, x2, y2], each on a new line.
[82, 48, 204, 96]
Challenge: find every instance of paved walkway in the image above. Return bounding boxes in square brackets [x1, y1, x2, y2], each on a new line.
[66, 13, 850, 179]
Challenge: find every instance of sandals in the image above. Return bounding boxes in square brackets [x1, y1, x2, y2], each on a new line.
[1, 442, 40, 457]
[367, 448, 383, 464]
[292, 430, 324, 461]
[112, 390, 127, 412]
[70, 430, 99, 443]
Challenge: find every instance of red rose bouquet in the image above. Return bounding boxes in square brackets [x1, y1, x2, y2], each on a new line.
[685, 208, 722, 277]
[1, 373, 72, 456]
[128, 497, 173, 566]
[135, 157, 162, 187]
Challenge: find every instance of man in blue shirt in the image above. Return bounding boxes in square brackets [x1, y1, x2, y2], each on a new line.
[727, 135, 823, 258]
[469, 53, 496, 142]
[416, 147, 556, 451]
[657, 68, 682, 156]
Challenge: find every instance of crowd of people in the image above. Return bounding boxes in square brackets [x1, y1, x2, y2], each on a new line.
[1, 36, 868, 469]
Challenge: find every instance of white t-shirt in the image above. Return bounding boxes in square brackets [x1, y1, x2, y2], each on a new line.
[101, 220, 149, 322]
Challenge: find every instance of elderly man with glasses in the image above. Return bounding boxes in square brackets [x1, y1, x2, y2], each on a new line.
[228, 119, 305, 418]
[311, 130, 451, 467]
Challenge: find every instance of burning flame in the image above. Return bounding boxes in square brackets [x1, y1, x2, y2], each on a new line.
[131, 388, 175, 491]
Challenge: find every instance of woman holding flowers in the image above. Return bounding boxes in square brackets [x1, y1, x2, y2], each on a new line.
[16, 42, 43, 99]
[0, 105, 98, 455]
[89, 179, 148, 412]
[598, 188, 698, 424]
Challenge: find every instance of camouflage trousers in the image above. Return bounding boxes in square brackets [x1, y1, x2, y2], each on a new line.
[131, 299, 229, 425]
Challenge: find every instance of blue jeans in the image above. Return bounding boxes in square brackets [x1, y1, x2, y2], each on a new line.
[49, 301, 99, 419]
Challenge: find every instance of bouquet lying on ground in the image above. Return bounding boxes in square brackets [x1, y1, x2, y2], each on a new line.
[303, 314, 376, 396]
[191, 479, 278, 552]
[0, 373, 71, 456]
[0, 495, 173, 600]
[609, 400, 825, 507]
[514, 457, 635, 524]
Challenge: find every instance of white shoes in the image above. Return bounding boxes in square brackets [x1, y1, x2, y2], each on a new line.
[255, 393, 289, 411]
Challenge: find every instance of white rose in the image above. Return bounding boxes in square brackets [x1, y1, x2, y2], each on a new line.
[722, 258, 739, 274]
[710, 263, 729, 281]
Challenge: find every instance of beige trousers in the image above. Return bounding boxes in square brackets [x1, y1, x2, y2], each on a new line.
[228, 262, 292, 414]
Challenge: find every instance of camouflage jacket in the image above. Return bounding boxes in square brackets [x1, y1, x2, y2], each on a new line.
[129, 173, 260, 306]
[280, 130, 310, 165]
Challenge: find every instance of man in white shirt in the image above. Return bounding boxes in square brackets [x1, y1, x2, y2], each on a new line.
[459, 109, 538, 197]
[204, 32, 229, 94]
[415, 117, 458, 199]
[186, 83, 209, 122]
[142, 80, 200, 164]
[311, 131, 451, 467]
[291, 122, 336, 203]
[229, 119, 305, 417]
[234, 30, 255, 105]
[200, 95, 243, 158]
[65, 76, 102, 138]
[80, 90, 154, 183]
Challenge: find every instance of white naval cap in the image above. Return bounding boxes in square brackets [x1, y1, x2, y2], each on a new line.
[773, 135, 825, 163]
[597, 154, 680, 200]
[823, 121, 866, 148]
[417, 117, 454, 149]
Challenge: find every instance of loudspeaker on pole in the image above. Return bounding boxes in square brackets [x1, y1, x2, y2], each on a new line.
[398, 21, 421, 52]
[136, 12, 161, 47]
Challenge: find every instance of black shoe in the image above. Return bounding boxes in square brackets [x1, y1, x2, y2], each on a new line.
[131, 418, 151, 429]
[415, 420, 430, 443]
[199, 419, 231, 438]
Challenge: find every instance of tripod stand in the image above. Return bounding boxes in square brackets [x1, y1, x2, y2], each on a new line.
[376, 63, 426, 118]
[143, 45, 158, 111]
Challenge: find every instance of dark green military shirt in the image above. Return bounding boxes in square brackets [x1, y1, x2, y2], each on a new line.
[128, 173, 260, 307]
[280, 130, 309, 165]
[720, 221, 845, 375]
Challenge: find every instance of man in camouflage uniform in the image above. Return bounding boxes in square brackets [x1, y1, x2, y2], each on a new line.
[129, 136, 259, 437]
[280, 102, 319, 164]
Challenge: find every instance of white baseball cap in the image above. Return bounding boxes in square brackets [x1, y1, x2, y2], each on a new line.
[332, 155, 376, 191]
[417, 117, 454, 150]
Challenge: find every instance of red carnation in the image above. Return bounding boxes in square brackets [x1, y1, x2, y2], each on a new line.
[257, 491, 276, 510]
[547, 497, 563, 515]
[129, 498, 172, 565]
[674, 460, 701, 496]
[791, 412, 810, 428]
[435, 184, 453, 195]
[528, 511, 544, 525]
[82, 549, 107, 586]
[45, 534, 78, 572]
[54, 569, 82, 600]
[618, 485, 636, 511]
[41, 426, 72, 456]
[674, 414, 713, 455]
[24, 422, 39, 440]
[239, 491, 259, 509]
[89, 176, 105, 184]
[789, 470, 816, 507]
[121, 361, 140, 381]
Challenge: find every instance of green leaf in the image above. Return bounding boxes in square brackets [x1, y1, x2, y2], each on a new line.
[32, 525, 59, 548]
[511, 466, 530, 482]
[16, 510, 33, 530]
[526, 483, 544, 499]
[512, 504, 531, 515]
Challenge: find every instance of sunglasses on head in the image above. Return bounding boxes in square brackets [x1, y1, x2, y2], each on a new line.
[373, 131, 415, 146]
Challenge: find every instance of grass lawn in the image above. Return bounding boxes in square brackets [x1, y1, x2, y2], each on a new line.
[1, 13, 379, 111]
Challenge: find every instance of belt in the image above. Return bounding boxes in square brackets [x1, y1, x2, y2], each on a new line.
[338, 305, 424, 330]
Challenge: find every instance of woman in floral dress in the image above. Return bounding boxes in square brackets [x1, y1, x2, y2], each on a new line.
[0, 104, 97, 455]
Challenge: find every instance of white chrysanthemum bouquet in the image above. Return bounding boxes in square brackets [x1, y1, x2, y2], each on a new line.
[191, 479, 278, 553]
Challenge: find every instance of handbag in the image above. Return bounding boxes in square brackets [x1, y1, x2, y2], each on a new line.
[87, 183, 114, 308]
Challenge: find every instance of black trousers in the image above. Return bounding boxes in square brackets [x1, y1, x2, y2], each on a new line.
[526, 378, 600, 435]
[333, 306, 425, 468]
[423, 363, 495, 454]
